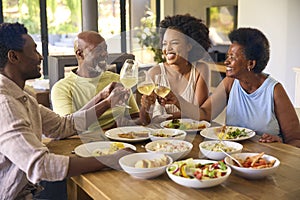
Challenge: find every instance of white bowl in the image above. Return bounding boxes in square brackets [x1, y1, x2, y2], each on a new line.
[199, 140, 243, 160]
[119, 152, 173, 179]
[224, 153, 280, 179]
[166, 159, 231, 188]
[149, 129, 186, 141]
[145, 140, 193, 161]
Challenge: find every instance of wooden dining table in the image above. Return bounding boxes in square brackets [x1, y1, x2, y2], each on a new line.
[46, 123, 300, 200]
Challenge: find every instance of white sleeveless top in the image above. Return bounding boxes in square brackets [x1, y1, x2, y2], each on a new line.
[159, 63, 196, 104]
[152, 63, 196, 119]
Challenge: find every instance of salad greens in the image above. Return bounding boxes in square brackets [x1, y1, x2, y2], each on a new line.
[218, 127, 248, 139]
[164, 119, 206, 130]
[168, 158, 228, 180]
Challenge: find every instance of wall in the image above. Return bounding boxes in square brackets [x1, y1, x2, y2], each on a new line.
[161, 0, 237, 22]
[238, 0, 300, 105]
[161, 0, 300, 105]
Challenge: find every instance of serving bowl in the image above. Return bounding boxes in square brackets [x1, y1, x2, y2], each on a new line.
[149, 128, 186, 141]
[199, 140, 243, 160]
[145, 139, 193, 161]
[119, 152, 173, 179]
[224, 152, 280, 179]
[166, 159, 231, 188]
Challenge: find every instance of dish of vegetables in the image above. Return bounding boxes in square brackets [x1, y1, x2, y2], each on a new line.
[200, 126, 256, 141]
[160, 119, 211, 132]
[166, 158, 231, 188]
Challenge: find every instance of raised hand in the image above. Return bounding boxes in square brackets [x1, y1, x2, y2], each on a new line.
[157, 90, 178, 107]
[96, 82, 118, 103]
[140, 92, 157, 112]
[107, 87, 130, 108]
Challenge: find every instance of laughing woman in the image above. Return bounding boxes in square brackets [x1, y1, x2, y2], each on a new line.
[165, 27, 300, 147]
[140, 14, 211, 124]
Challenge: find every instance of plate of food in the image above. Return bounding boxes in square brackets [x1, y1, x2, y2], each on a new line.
[149, 128, 187, 141]
[200, 125, 256, 141]
[160, 119, 211, 132]
[105, 126, 152, 142]
[74, 141, 136, 157]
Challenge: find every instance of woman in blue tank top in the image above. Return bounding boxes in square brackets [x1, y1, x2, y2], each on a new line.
[165, 28, 300, 147]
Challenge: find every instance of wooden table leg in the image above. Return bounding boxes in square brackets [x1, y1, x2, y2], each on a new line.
[67, 178, 92, 200]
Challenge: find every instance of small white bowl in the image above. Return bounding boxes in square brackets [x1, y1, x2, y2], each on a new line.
[166, 159, 231, 188]
[145, 140, 193, 161]
[119, 152, 173, 179]
[224, 152, 280, 179]
[199, 140, 243, 160]
[149, 129, 186, 141]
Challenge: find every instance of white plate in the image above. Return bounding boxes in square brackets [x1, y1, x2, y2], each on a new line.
[74, 141, 136, 157]
[149, 129, 187, 141]
[200, 126, 256, 141]
[160, 119, 211, 132]
[105, 126, 152, 142]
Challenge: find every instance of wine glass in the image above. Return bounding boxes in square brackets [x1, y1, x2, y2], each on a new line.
[154, 74, 171, 98]
[154, 74, 174, 117]
[117, 59, 139, 108]
[137, 71, 155, 95]
[120, 59, 139, 89]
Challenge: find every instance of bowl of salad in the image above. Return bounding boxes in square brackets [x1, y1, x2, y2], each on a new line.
[145, 140, 193, 161]
[199, 140, 243, 160]
[166, 158, 231, 188]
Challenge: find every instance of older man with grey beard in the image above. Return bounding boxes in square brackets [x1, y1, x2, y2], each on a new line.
[51, 31, 140, 130]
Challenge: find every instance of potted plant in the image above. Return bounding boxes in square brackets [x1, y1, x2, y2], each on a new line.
[135, 9, 164, 63]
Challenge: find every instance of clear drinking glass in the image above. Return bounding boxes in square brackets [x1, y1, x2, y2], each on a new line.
[154, 74, 171, 114]
[120, 59, 139, 89]
[117, 59, 139, 108]
[154, 74, 171, 98]
[137, 71, 155, 95]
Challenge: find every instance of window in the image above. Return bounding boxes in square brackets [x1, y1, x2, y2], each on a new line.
[0, 0, 160, 76]
[206, 5, 238, 46]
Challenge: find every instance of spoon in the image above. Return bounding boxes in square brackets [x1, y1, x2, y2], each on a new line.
[219, 148, 243, 167]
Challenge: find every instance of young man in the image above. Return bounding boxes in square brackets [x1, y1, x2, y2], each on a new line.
[51, 31, 140, 130]
[0, 22, 134, 199]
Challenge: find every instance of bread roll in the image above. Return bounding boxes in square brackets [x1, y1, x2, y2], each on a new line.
[134, 155, 168, 168]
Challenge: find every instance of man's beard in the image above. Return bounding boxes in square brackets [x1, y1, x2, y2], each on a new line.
[85, 59, 107, 75]
[94, 60, 107, 73]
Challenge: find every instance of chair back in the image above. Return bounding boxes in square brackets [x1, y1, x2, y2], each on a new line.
[295, 107, 300, 119]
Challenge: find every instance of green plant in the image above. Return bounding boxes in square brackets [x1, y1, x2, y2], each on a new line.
[3, 0, 81, 34]
[135, 9, 164, 63]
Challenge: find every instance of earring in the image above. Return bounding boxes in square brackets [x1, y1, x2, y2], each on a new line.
[248, 67, 251, 71]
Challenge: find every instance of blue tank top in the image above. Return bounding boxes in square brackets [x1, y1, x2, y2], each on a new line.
[226, 76, 280, 136]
